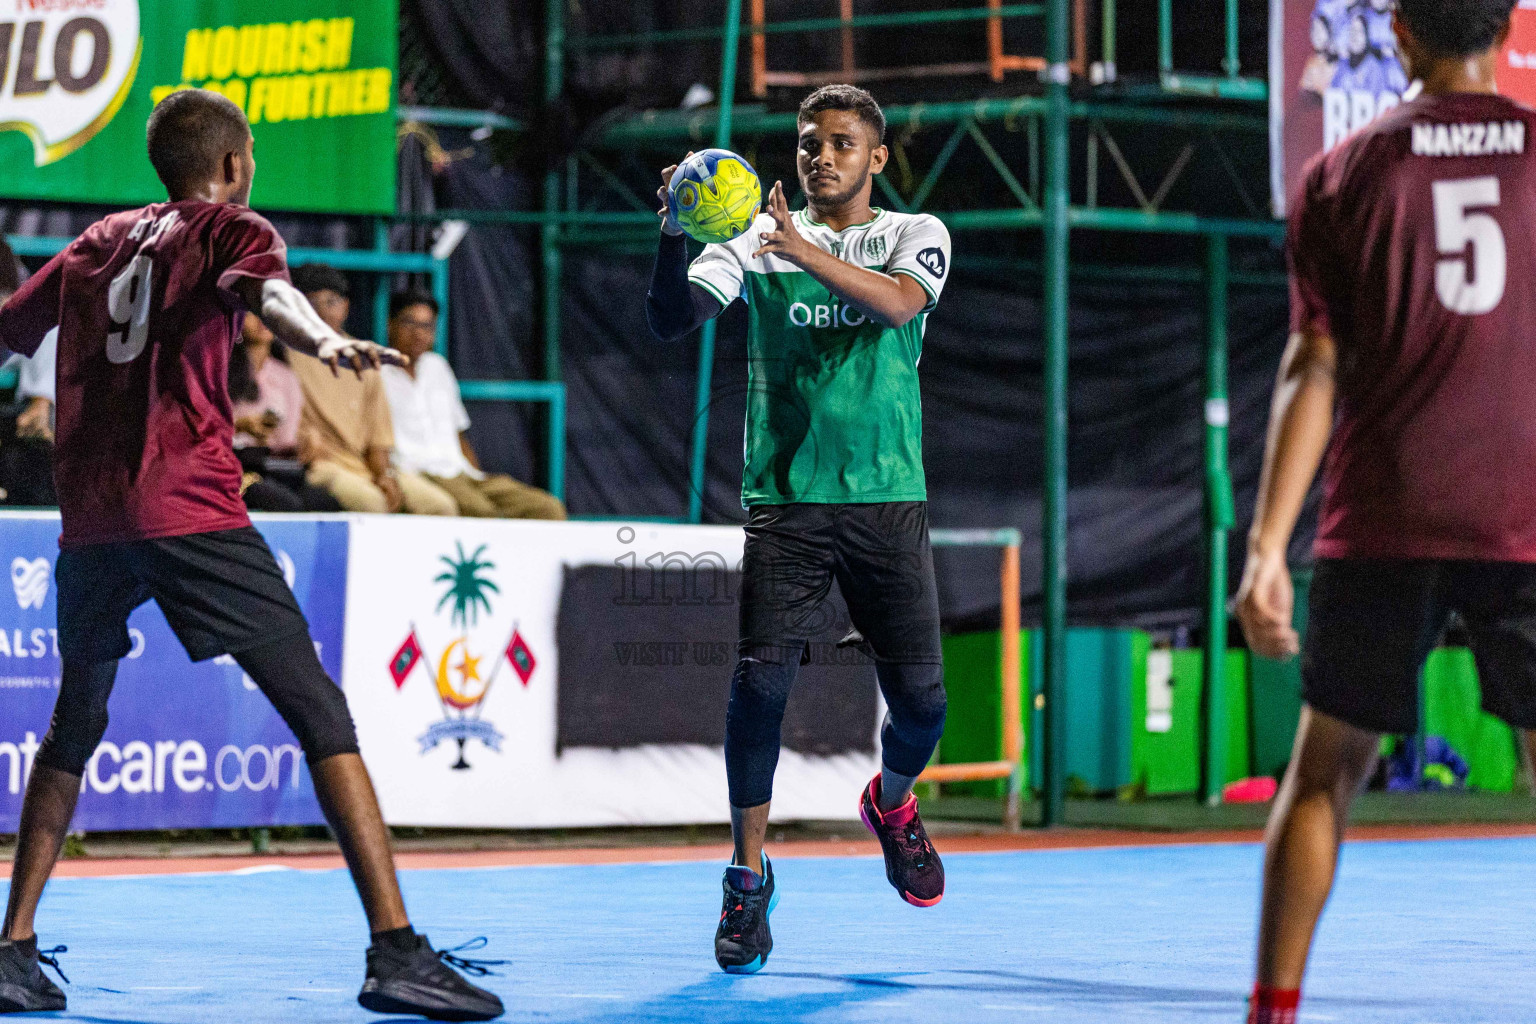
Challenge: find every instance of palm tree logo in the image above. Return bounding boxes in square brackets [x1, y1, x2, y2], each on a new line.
[386, 542, 524, 770]
[435, 542, 499, 629]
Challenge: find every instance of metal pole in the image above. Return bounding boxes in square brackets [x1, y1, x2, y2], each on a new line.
[1001, 542, 1023, 830]
[1041, 0, 1071, 827]
[687, 0, 744, 524]
[431, 260, 450, 358]
[372, 218, 391, 347]
[1201, 234, 1235, 804]
[1158, 0, 1173, 79]
[549, 385, 567, 502]
[543, 0, 565, 384]
[1101, 0, 1116, 82]
[1224, 0, 1240, 78]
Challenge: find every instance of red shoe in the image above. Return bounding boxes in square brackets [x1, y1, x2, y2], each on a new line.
[859, 776, 945, 907]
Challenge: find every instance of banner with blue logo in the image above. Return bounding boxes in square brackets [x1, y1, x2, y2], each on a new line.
[0, 515, 346, 831]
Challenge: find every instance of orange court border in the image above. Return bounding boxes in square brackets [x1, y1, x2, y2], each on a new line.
[7, 822, 1535, 880]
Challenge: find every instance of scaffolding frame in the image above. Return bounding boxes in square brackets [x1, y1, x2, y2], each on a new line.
[529, 0, 1279, 820]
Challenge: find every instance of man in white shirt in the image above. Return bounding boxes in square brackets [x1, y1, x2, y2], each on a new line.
[381, 291, 565, 520]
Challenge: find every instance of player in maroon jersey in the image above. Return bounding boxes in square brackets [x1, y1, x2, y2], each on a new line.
[1237, 1, 1534, 1021]
[0, 91, 503, 1020]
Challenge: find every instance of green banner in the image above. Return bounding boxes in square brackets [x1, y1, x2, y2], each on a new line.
[0, 0, 396, 215]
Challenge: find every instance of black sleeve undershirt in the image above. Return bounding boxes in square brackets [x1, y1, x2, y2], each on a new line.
[646, 232, 721, 341]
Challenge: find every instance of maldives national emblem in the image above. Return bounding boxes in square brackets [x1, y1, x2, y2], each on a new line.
[389, 542, 536, 770]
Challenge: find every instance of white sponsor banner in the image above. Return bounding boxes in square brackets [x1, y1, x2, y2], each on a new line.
[343, 517, 878, 828]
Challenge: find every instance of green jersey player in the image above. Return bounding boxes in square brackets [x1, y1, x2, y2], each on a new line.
[647, 84, 952, 974]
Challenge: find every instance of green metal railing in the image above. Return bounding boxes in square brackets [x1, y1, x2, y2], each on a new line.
[593, 95, 1268, 148]
[458, 380, 567, 501]
[1148, 0, 1266, 100]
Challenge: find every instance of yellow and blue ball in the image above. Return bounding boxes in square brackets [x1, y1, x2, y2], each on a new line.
[667, 149, 762, 245]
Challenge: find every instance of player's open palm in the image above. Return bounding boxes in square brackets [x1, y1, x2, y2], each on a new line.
[658, 153, 694, 236]
[1236, 548, 1299, 660]
[753, 181, 808, 262]
[318, 337, 408, 379]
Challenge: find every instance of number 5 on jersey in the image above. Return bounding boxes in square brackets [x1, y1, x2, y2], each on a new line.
[107, 254, 154, 364]
[1433, 176, 1506, 316]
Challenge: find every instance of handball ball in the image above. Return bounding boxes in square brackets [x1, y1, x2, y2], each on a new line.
[668, 149, 762, 245]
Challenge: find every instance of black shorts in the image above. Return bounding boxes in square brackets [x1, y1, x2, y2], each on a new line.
[1302, 557, 1536, 733]
[57, 526, 310, 663]
[739, 501, 942, 663]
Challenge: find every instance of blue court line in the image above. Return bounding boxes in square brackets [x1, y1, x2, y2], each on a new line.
[6, 838, 1534, 1023]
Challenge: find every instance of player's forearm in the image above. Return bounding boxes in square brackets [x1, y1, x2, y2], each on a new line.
[791, 247, 922, 328]
[646, 232, 713, 341]
[1249, 331, 1338, 557]
[249, 278, 341, 357]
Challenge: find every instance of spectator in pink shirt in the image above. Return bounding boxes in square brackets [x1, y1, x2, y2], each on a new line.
[231, 312, 341, 512]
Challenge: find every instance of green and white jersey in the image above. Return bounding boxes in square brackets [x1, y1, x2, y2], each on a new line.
[688, 208, 951, 507]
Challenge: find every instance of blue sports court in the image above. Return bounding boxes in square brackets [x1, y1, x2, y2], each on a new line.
[9, 836, 1533, 1023]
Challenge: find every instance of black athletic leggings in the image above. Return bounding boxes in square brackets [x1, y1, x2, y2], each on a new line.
[724, 645, 947, 809]
[35, 629, 359, 777]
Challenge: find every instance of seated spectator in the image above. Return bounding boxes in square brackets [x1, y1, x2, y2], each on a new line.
[288, 263, 456, 515]
[0, 237, 55, 506]
[230, 313, 341, 512]
[382, 290, 566, 520]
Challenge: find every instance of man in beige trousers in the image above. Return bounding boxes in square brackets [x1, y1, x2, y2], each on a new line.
[380, 290, 564, 520]
[290, 264, 456, 515]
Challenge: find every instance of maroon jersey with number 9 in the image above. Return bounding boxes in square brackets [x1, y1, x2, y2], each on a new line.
[1290, 92, 1536, 562]
[0, 201, 290, 548]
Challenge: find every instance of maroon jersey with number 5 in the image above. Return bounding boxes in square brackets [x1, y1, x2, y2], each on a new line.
[1290, 91, 1536, 562]
[0, 201, 290, 548]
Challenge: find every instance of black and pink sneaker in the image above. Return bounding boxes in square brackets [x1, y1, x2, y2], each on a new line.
[858, 776, 945, 907]
[714, 857, 778, 974]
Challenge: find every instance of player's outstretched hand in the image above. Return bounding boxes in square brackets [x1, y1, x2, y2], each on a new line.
[658, 152, 694, 236]
[752, 181, 809, 263]
[1235, 547, 1299, 660]
[317, 337, 409, 379]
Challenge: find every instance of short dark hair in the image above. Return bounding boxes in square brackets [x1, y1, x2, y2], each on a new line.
[389, 289, 439, 320]
[1397, 0, 1516, 57]
[291, 262, 350, 298]
[798, 85, 885, 145]
[145, 89, 251, 194]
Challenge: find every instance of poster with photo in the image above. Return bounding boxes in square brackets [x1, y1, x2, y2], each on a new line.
[1271, 0, 1411, 216]
[1273, 0, 1536, 216]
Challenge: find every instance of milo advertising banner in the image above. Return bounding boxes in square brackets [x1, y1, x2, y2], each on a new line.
[0, 0, 396, 214]
[1272, 0, 1536, 216]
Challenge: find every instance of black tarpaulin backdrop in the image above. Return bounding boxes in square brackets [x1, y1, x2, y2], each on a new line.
[401, 0, 1308, 632]
[415, 124, 1306, 632]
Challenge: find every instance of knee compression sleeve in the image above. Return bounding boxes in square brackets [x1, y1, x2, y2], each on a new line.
[35, 659, 120, 776]
[236, 631, 360, 763]
[724, 648, 800, 808]
[876, 661, 948, 778]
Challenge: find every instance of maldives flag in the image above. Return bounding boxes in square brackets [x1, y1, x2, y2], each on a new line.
[505, 630, 536, 686]
[390, 632, 423, 688]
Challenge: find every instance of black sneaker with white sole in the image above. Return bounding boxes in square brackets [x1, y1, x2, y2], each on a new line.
[357, 933, 505, 1021]
[0, 937, 67, 1014]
